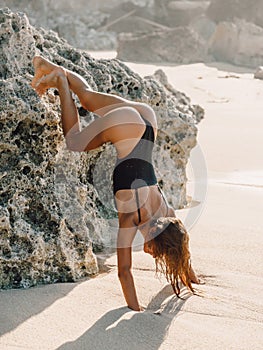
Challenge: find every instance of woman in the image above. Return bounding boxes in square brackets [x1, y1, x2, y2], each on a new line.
[31, 56, 199, 311]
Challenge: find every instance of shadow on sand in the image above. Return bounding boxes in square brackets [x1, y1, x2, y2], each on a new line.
[0, 282, 78, 337]
[58, 285, 191, 350]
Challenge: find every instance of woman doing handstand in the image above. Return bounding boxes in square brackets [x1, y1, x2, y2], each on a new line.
[31, 56, 199, 311]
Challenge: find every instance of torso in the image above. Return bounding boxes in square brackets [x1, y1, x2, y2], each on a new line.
[112, 114, 157, 195]
[115, 184, 174, 229]
[103, 102, 158, 159]
[102, 101, 172, 229]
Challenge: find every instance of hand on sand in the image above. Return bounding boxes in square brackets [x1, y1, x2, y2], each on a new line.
[189, 266, 202, 285]
[128, 305, 145, 312]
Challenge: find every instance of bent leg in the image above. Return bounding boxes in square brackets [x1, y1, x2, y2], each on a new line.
[34, 69, 81, 145]
[32, 56, 156, 122]
[35, 70, 108, 152]
[34, 69, 122, 152]
[32, 56, 130, 114]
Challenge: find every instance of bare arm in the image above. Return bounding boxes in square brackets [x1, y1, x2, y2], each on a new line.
[117, 224, 142, 311]
[117, 247, 141, 311]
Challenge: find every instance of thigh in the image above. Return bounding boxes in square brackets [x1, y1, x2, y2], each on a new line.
[69, 105, 142, 151]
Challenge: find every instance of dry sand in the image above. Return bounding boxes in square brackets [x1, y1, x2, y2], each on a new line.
[1, 55, 262, 349]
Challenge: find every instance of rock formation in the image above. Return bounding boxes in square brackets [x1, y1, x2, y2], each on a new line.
[3, 0, 263, 67]
[0, 0, 115, 50]
[209, 19, 263, 68]
[207, 0, 263, 28]
[0, 8, 204, 289]
[0, 0, 153, 50]
[117, 27, 207, 63]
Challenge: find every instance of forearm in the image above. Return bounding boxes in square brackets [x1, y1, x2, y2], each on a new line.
[118, 270, 140, 311]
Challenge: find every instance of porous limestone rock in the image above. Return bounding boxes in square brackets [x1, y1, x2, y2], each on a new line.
[117, 27, 206, 64]
[0, 0, 115, 50]
[208, 19, 263, 68]
[0, 8, 204, 289]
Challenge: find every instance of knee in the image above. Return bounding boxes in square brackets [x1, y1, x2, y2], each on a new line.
[78, 88, 93, 110]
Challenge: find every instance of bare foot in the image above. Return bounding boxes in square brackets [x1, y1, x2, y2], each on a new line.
[34, 68, 66, 96]
[31, 56, 61, 89]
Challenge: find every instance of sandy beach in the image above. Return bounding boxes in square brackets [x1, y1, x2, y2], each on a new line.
[0, 54, 262, 349]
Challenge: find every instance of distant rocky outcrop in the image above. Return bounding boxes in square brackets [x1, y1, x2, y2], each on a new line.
[0, 0, 116, 50]
[3, 0, 263, 68]
[0, 8, 204, 289]
[0, 0, 153, 50]
[117, 0, 263, 67]
[209, 19, 263, 68]
[117, 27, 207, 63]
[207, 0, 263, 28]
[160, 1, 210, 26]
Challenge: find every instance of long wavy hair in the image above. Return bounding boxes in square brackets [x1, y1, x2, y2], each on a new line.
[149, 217, 194, 297]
